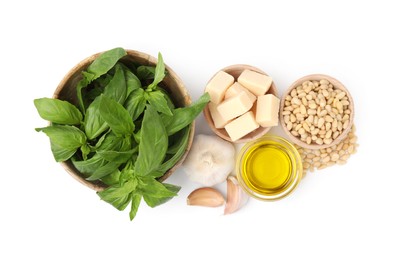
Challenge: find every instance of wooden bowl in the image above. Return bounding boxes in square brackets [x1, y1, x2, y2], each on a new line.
[53, 49, 194, 191]
[279, 74, 354, 150]
[203, 65, 278, 143]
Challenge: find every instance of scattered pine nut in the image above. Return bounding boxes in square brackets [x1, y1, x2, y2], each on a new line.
[297, 125, 358, 176]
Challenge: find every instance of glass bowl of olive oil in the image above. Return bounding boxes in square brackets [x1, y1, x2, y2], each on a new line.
[236, 135, 303, 201]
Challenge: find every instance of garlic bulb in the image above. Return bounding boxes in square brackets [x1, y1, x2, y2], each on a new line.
[182, 134, 235, 186]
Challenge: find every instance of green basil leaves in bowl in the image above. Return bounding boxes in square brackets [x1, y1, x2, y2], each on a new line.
[34, 48, 210, 220]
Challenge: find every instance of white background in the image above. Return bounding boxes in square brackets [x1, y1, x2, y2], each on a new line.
[1, 0, 400, 259]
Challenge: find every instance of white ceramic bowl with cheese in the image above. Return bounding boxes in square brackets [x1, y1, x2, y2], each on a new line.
[203, 64, 279, 143]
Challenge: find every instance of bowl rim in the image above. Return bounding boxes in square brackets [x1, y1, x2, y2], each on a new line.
[235, 134, 303, 201]
[279, 74, 355, 150]
[53, 49, 193, 191]
[203, 64, 279, 143]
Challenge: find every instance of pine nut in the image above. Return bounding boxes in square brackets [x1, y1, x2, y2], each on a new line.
[325, 115, 333, 122]
[300, 105, 307, 115]
[330, 153, 340, 161]
[320, 79, 329, 85]
[303, 122, 311, 132]
[336, 91, 346, 100]
[284, 115, 290, 124]
[318, 118, 325, 128]
[323, 138, 333, 145]
[290, 114, 296, 123]
[309, 102, 317, 109]
[292, 97, 301, 105]
[322, 156, 331, 163]
[343, 119, 350, 130]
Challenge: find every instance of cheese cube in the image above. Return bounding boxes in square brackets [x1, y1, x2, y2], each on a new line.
[208, 102, 231, 129]
[205, 71, 234, 104]
[238, 69, 272, 96]
[224, 82, 256, 103]
[217, 92, 254, 121]
[225, 111, 259, 141]
[256, 94, 280, 127]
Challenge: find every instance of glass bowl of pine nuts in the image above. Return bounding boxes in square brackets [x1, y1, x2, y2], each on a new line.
[279, 74, 354, 149]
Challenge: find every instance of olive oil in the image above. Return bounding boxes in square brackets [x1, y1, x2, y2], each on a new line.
[237, 135, 302, 200]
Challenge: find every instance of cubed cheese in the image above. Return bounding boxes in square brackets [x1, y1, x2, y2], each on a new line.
[217, 92, 254, 121]
[225, 111, 259, 141]
[205, 71, 234, 104]
[256, 94, 280, 127]
[208, 102, 231, 129]
[224, 82, 256, 103]
[238, 69, 272, 96]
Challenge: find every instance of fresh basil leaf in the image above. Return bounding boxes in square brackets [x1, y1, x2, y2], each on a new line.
[156, 87, 176, 110]
[36, 125, 86, 149]
[84, 96, 108, 140]
[97, 131, 127, 151]
[50, 141, 77, 162]
[134, 105, 168, 176]
[98, 180, 136, 211]
[93, 129, 109, 149]
[119, 161, 135, 185]
[162, 92, 210, 136]
[136, 66, 155, 80]
[158, 126, 190, 174]
[86, 161, 121, 181]
[82, 71, 94, 83]
[99, 95, 134, 136]
[34, 98, 82, 125]
[167, 126, 189, 154]
[86, 47, 127, 81]
[146, 90, 173, 116]
[97, 147, 137, 164]
[120, 63, 141, 96]
[101, 169, 121, 186]
[162, 183, 181, 193]
[97, 179, 137, 207]
[96, 131, 119, 151]
[133, 128, 141, 144]
[103, 63, 127, 104]
[124, 88, 146, 121]
[80, 144, 91, 161]
[139, 177, 178, 198]
[76, 77, 90, 113]
[72, 154, 105, 177]
[111, 194, 132, 211]
[129, 194, 142, 220]
[142, 183, 180, 208]
[141, 179, 180, 208]
[147, 52, 165, 90]
[142, 191, 178, 207]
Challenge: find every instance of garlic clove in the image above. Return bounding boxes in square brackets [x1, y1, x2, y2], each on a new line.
[187, 187, 225, 207]
[224, 176, 249, 215]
